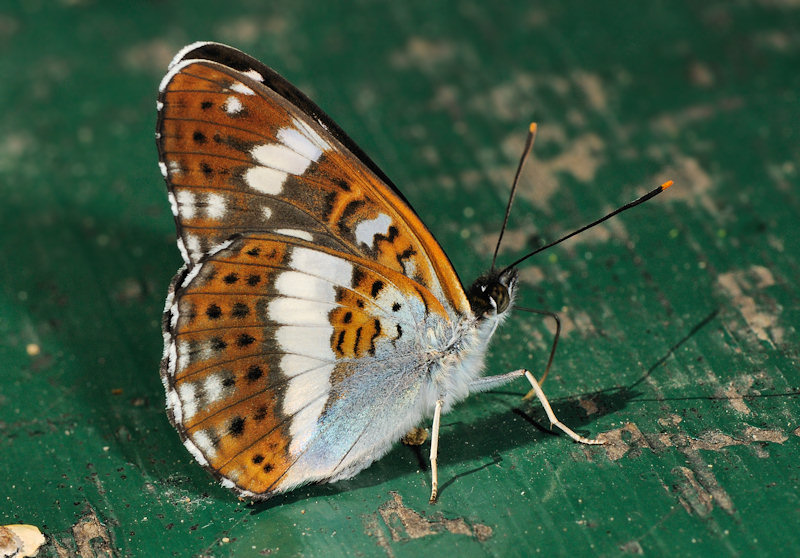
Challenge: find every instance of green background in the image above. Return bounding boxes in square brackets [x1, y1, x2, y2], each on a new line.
[2, 1, 799, 556]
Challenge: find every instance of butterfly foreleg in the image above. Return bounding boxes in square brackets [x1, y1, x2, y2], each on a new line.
[428, 398, 444, 504]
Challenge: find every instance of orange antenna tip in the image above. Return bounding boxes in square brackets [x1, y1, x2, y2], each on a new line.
[661, 180, 674, 190]
[529, 122, 538, 134]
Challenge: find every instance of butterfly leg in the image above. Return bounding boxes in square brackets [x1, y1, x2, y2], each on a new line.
[468, 370, 602, 445]
[429, 398, 444, 504]
[521, 370, 603, 445]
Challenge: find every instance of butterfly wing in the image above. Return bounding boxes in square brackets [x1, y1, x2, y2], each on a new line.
[162, 233, 451, 496]
[156, 42, 469, 316]
[157, 43, 473, 497]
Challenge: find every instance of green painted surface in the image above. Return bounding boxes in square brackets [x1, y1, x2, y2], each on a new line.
[1, 1, 799, 556]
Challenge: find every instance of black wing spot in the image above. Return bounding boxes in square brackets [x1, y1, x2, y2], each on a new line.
[237, 333, 255, 347]
[247, 274, 261, 286]
[354, 327, 362, 352]
[246, 365, 263, 382]
[343, 311, 352, 324]
[231, 302, 250, 318]
[201, 101, 213, 110]
[336, 329, 346, 355]
[254, 406, 268, 421]
[396, 324, 403, 339]
[339, 200, 365, 232]
[246, 247, 261, 257]
[263, 463, 273, 473]
[193, 131, 207, 144]
[200, 162, 214, 176]
[211, 337, 227, 351]
[352, 268, 366, 287]
[252, 454, 264, 464]
[356, 299, 365, 308]
[206, 304, 222, 319]
[335, 178, 351, 191]
[222, 376, 236, 387]
[396, 247, 417, 269]
[368, 319, 381, 356]
[371, 280, 384, 297]
[228, 416, 246, 437]
[392, 302, 401, 312]
[223, 273, 239, 284]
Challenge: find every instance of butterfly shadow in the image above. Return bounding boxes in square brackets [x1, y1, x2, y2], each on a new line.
[0, 194, 207, 489]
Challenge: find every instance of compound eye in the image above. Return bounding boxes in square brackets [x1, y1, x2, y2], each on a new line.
[489, 283, 510, 313]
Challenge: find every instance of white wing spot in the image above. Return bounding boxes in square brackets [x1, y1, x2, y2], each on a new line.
[244, 166, 287, 194]
[251, 144, 313, 175]
[275, 325, 335, 360]
[262, 206, 273, 220]
[278, 127, 322, 162]
[275, 229, 313, 242]
[203, 374, 224, 403]
[243, 69, 264, 82]
[274, 271, 335, 302]
[289, 247, 353, 286]
[230, 82, 255, 95]
[168, 160, 183, 176]
[268, 297, 335, 326]
[284, 366, 331, 417]
[159, 161, 168, 178]
[192, 430, 218, 460]
[178, 383, 198, 420]
[223, 96, 244, 115]
[205, 193, 227, 219]
[175, 190, 196, 219]
[291, 117, 331, 151]
[280, 354, 331, 376]
[185, 234, 202, 257]
[355, 213, 393, 248]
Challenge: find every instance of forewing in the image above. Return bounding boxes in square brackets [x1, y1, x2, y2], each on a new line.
[157, 42, 470, 317]
[161, 234, 447, 497]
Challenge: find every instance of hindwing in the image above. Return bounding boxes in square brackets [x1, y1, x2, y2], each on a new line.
[161, 233, 449, 496]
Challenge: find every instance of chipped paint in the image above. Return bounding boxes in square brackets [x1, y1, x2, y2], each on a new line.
[598, 422, 649, 461]
[716, 375, 757, 415]
[717, 266, 782, 345]
[48, 506, 113, 557]
[572, 71, 608, 110]
[390, 37, 457, 71]
[365, 492, 492, 547]
[499, 131, 606, 211]
[653, 154, 716, 215]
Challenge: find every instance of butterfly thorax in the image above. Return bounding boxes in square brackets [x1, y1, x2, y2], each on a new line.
[419, 268, 519, 413]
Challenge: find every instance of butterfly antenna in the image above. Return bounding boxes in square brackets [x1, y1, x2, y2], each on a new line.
[500, 180, 674, 274]
[491, 122, 539, 270]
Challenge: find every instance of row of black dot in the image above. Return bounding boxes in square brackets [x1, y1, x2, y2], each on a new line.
[207, 333, 256, 352]
[206, 302, 251, 320]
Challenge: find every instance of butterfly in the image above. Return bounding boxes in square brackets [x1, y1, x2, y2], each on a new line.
[157, 42, 671, 503]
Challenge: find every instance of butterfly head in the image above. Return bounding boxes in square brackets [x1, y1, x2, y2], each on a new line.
[466, 267, 519, 320]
